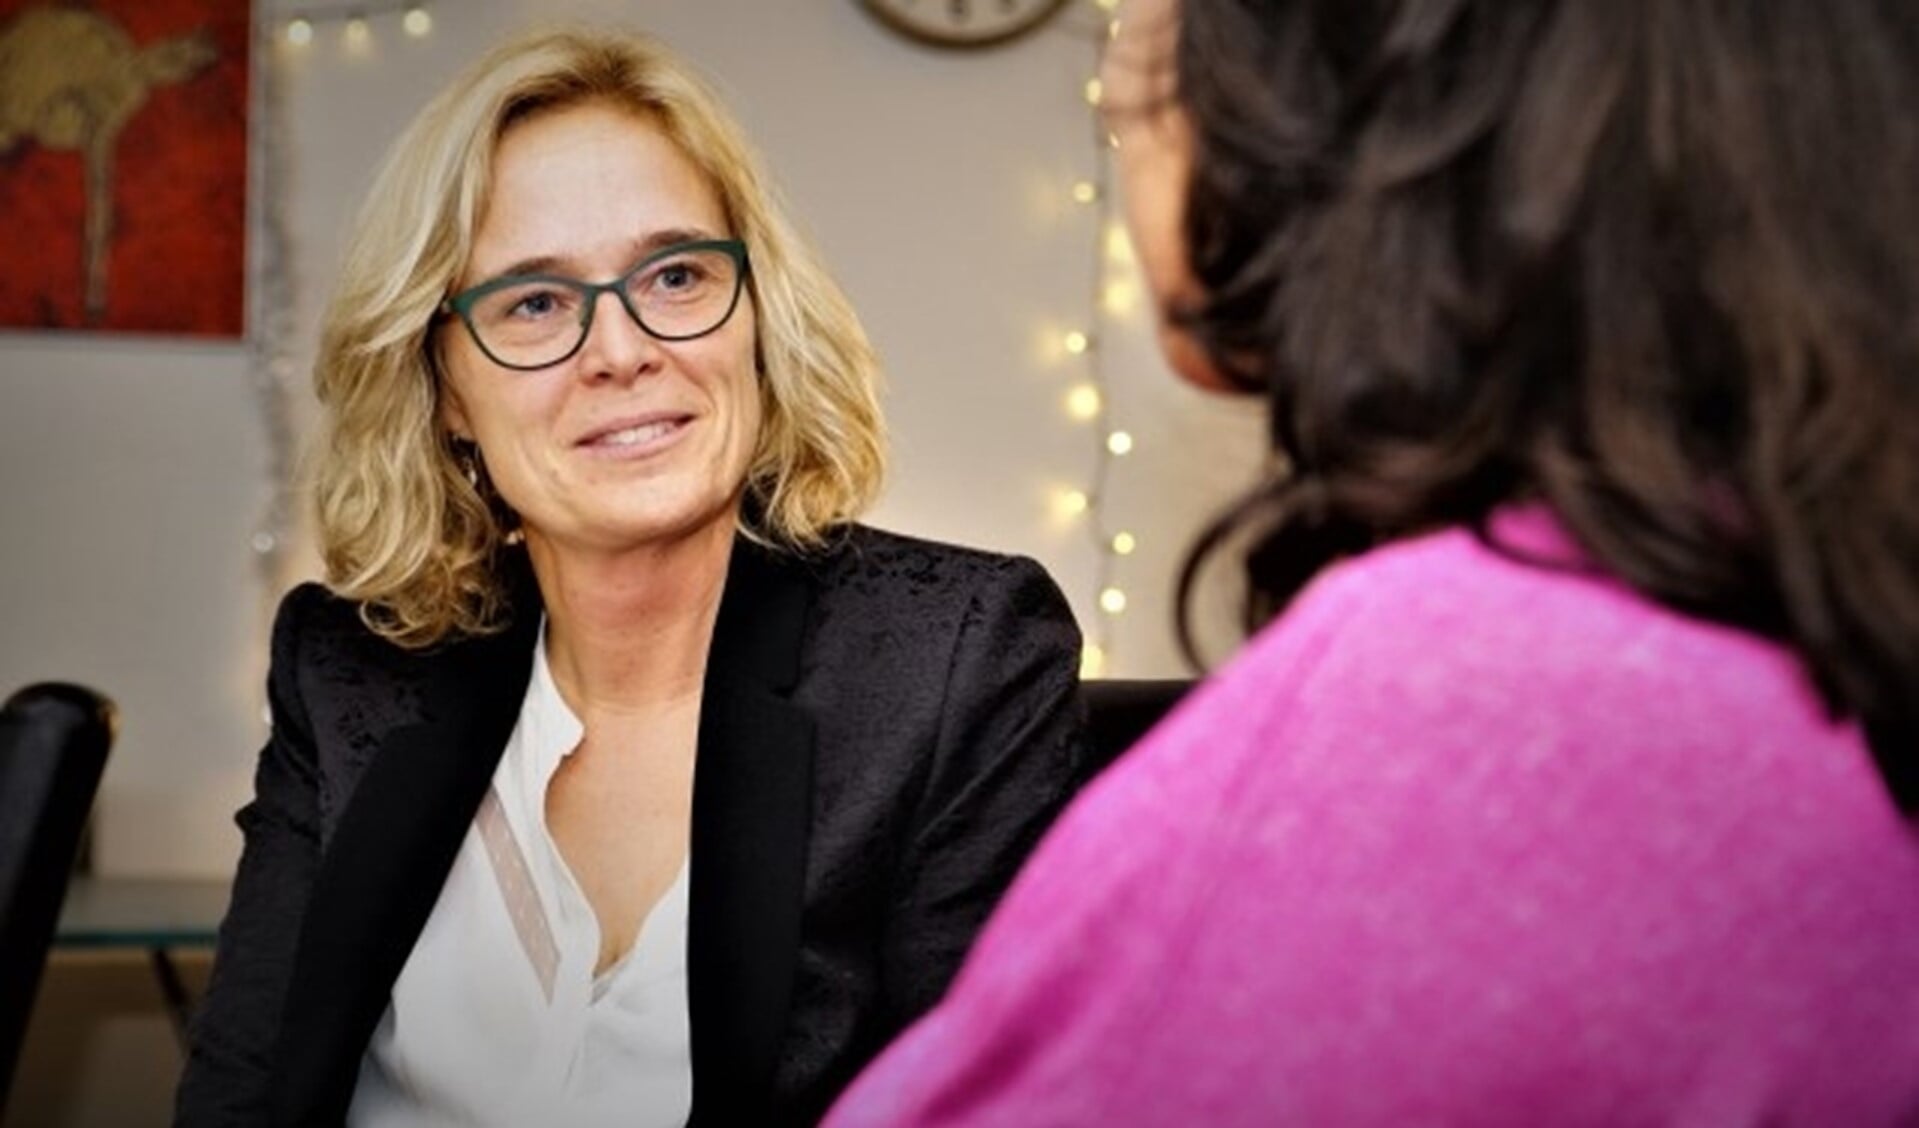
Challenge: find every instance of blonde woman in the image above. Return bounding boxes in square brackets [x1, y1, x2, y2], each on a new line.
[176, 29, 1084, 1127]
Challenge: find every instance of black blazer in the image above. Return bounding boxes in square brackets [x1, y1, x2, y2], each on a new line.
[175, 527, 1087, 1126]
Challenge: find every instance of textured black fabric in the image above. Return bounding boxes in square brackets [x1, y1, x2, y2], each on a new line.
[0, 683, 115, 1112]
[174, 527, 1087, 1127]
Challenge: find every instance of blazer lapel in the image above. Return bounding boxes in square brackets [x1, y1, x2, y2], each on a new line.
[688, 538, 818, 1125]
[264, 544, 817, 1125]
[271, 563, 542, 1127]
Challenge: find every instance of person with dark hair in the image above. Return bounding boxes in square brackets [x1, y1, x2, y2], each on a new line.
[826, 0, 1919, 1123]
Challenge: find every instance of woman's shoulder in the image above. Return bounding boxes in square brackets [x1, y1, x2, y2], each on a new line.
[1165, 508, 1865, 805]
[1062, 508, 1895, 962]
[1075, 506, 1861, 839]
[786, 526, 1078, 693]
[808, 524, 1066, 608]
[1284, 509, 1817, 707]
[267, 580, 455, 676]
[269, 581, 359, 648]
[270, 581, 388, 649]
[274, 579, 355, 621]
[827, 523, 1049, 572]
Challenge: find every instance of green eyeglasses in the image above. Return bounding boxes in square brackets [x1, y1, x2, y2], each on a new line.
[441, 238, 749, 371]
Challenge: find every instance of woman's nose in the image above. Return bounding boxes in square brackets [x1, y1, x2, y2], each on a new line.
[575, 290, 662, 383]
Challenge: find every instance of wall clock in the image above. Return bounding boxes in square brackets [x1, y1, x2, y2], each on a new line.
[859, 0, 1072, 49]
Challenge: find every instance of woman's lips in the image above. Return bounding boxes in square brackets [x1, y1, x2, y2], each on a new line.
[577, 414, 694, 457]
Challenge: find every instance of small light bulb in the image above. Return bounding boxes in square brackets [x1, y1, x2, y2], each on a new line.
[1080, 644, 1108, 679]
[1111, 531, 1138, 556]
[1066, 384, 1103, 420]
[286, 17, 313, 45]
[1105, 223, 1134, 265]
[1063, 330, 1091, 355]
[344, 16, 370, 48]
[1071, 180, 1099, 205]
[1094, 0, 1120, 12]
[1099, 587, 1129, 615]
[403, 6, 432, 36]
[1057, 489, 1091, 518]
[1102, 277, 1139, 316]
[1083, 77, 1104, 107]
[250, 532, 278, 555]
[1106, 430, 1135, 456]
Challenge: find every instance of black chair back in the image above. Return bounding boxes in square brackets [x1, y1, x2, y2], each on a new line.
[0, 682, 115, 1111]
[1079, 678, 1193, 775]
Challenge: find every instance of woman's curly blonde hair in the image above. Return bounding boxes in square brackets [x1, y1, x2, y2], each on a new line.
[310, 27, 886, 648]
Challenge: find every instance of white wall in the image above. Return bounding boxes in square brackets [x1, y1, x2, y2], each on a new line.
[0, 0, 1265, 878]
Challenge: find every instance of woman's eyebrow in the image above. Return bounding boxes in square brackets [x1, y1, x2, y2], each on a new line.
[475, 253, 567, 285]
[632, 226, 721, 257]
[468, 226, 724, 288]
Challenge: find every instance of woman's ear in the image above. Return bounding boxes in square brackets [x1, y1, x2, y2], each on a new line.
[440, 384, 473, 441]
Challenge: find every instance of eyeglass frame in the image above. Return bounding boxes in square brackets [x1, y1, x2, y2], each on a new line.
[438, 237, 751, 372]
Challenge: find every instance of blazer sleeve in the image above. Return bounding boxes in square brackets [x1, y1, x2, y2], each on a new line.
[175, 587, 327, 1127]
[880, 555, 1089, 1021]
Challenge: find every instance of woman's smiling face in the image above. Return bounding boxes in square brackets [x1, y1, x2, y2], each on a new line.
[438, 100, 762, 558]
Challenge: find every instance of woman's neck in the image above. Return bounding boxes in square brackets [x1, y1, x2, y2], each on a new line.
[526, 520, 735, 720]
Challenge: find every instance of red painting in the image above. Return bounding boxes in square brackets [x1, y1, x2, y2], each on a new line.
[0, 0, 249, 337]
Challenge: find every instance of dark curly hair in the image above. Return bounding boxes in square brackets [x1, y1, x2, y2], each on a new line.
[1170, 0, 1919, 810]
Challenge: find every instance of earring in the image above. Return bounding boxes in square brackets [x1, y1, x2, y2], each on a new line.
[455, 438, 527, 547]
[456, 442, 481, 488]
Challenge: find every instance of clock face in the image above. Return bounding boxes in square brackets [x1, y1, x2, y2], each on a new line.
[860, 0, 1072, 48]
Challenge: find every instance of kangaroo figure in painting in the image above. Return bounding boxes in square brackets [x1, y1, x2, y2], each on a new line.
[0, 7, 216, 324]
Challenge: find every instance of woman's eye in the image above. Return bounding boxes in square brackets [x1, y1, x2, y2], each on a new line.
[509, 290, 564, 318]
[639, 255, 722, 300]
[655, 262, 701, 291]
[475, 283, 575, 328]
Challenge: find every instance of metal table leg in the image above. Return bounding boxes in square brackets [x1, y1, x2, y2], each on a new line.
[148, 947, 193, 1052]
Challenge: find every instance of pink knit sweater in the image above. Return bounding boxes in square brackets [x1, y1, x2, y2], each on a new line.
[828, 510, 1919, 1126]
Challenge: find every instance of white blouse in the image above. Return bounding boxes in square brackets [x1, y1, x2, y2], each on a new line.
[349, 627, 693, 1127]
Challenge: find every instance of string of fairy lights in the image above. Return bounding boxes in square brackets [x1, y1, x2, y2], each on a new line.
[248, 0, 445, 599]
[252, 0, 1148, 676]
[248, 8, 297, 608]
[1059, 0, 1137, 678]
[276, 0, 436, 49]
